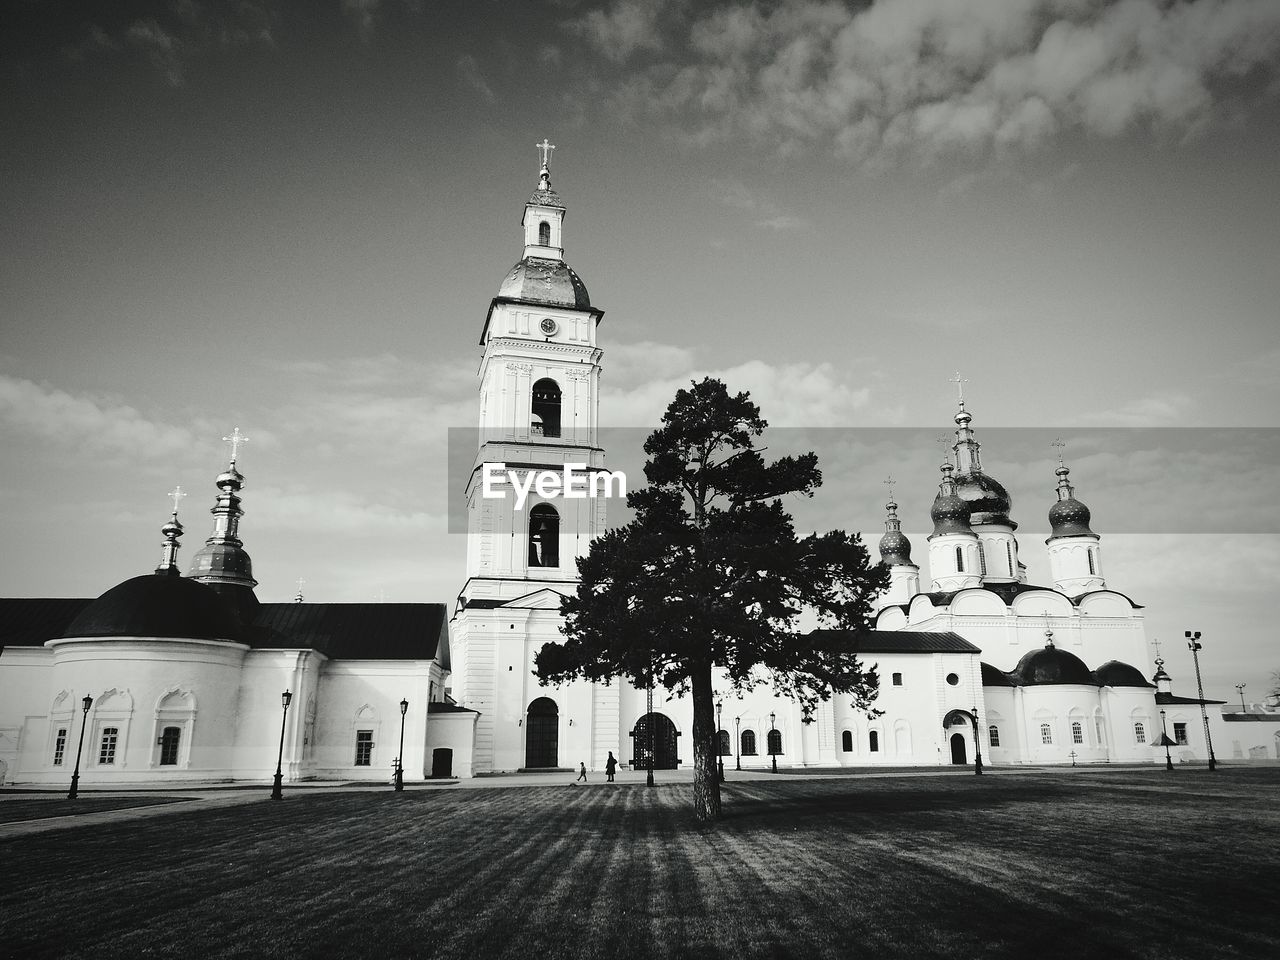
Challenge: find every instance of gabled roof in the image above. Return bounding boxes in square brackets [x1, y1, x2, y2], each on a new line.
[0, 598, 93, 648]
[1156, 692, 1226, 706]
[809, 629, 981, 654]
[251, 603, 449, 661]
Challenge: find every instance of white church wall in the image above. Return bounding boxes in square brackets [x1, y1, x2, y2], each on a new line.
[425, 710, 478, 778]
[1016, 684, 1117, 764]
[0, 646, 53, 781]
[312, 659, 432, 781]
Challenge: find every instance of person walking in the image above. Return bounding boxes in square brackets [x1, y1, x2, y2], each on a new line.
[576, 761, 588, 783]
[605, 751, 617, 783]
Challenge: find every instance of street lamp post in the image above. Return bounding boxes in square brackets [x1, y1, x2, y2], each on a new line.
[971, 705, 984, 775]
[67, 694, 92, 801]
[1185, 631, 1217, 771]
[769, 711, 778, 774]
[734, 716, 741, 771]
[1235, 683, 1247, 712]
[395, 698, 408, 791]
[716, 699, 724, 782]
[271, 689, 292, 801]
[646, 666, 655, 788]
[1159, 708, 1174, 771]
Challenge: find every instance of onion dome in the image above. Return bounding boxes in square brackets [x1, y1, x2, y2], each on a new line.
[1093, 660, 1155, 688]
[155, 492, 185, 576]
[498, 257, 591, 308]
[1048, 463, 1097, 540]
[878, 496, 914, 566]
[1012, 641, 1098, 686]
[949, 398, 1015, 527]
[187, 464, 256, 586]
[529, 187, 564, 207]
[981, 661, 1015, 687]
[63, 574, 241, 642]
[929, 462, 973, 537]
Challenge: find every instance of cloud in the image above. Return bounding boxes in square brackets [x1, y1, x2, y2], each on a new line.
[0, 374, 196, 459]
[756, 214, 808, 231]
[341, 0, 381, 40]
[457, 54, 496, 101]
[711, 177, 808, 231]
[569, 0, 1280, 163]
[67, 1, 275, 85]
[1077, 392, 1194, 427]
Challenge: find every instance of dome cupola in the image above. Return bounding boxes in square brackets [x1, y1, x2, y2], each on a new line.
[929, 462, 973, 537]
[63, 574, 240, 642]
[1012, 632, 1098, 686]
[1048, 462, 1097, 540]
[878, 490, 913, 566]
[1093, 660, 1155, 688]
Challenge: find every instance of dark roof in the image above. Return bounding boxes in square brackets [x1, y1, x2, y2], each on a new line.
[809, 629, 981, 654]
[1070, 588, 1144, 610]
[1093, 660, 1155, 688]
[1012, 645, 1097, 686]
[64, 574, 242, 642]
[1155, 692, 1226, 706]
[428, 702, 479, 714]
[0, 598, 94, 647]
[251, 603, 448, 661]
[981, 661, 1015, 687]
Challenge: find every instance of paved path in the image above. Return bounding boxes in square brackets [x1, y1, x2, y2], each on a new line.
[0, 762, 1195, 841]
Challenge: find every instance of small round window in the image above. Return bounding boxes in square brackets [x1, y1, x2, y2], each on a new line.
[946, 673, 960, 686]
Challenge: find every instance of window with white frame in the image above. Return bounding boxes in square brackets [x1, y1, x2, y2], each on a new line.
[1174, 722, 1188, 745]
[892, 672, 902, 686]
[1134, 722, 1146, 744]
[841, 730, 853, 752]
[1071, 722, 1083, 745]
[53, 728, 67, 766]
[354, 730, 374, 766]
[1040, 723, 1052, 745]
[869, 730, 880, 752]
[988, 725, 1000, 747]
[99, 727, 119, 764]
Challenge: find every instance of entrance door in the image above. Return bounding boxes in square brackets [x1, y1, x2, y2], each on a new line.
[159, 726, 181, 766]
[525, 697, 559, 768]
[631, 712, 679, 770]
[431, 748, 453, 778]
[950, 732, 967, 765]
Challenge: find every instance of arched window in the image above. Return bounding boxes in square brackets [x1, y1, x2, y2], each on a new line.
[528, 503, 559, 568]
[717, 730, 730, 756]
[538, 221, 551, 246]
[740, 729, 757, 756]
[1071, 721, 1083, 745]
[841, 730, 853, 752]
[955, 546, 964, 572]
[891, 672, 903, 686]
[1006, 542, 1014, 575]
[988, 724, 1000, 747]
[869, 730, 880, 752]
[531, 378, 561, 438]
[1088, 550, 1096, 575]
[978, 548, 987, 577]
[1133, 722, 1146, 744]
[767, 729, 783, 756]
[1040, 723, 1053, 745]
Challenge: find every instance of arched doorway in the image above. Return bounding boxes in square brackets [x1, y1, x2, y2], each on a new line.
[950, 733, 967, 765]
[431, 748, 453, 778]
[631, 712, 679, 770]
[525, 697, 559, 768]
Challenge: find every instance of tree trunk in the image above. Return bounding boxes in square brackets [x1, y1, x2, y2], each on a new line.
[690, 661, 722, 821]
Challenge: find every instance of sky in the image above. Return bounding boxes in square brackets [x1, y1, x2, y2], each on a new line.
[3, 0, 1279, 703]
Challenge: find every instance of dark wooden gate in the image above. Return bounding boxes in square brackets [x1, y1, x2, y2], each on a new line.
[525, 697, 559, 768]
[631, 712, 679, 770]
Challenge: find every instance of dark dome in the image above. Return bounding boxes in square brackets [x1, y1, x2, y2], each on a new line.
[1093, 660, 1154, 688]
[954, 471, 1015, 527]
[188, 541, 254, 581]
[499, 257, 590, 308]
[930, 490, 972, 536]
[981, 661, 1015, 687]
[879, 530, 913, 566]
[528, 187, 564, 207]
[1012, 645, 1097, 686]
[64, 574, 241, 642]
[1049, 496, 1096, 540]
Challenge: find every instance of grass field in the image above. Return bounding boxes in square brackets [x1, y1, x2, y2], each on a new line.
[0, 796, 189, 825]
[2, 769, 1277, 960]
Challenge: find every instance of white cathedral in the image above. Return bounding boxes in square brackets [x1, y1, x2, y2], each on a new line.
[0, 149, 1258, 787]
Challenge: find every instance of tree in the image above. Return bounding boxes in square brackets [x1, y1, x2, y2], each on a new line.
[535, 378, 888, 821]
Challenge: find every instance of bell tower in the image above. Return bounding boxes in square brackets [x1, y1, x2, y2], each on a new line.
[450, 143, 615, 774]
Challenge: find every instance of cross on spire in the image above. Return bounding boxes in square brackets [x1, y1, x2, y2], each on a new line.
[295, 577, 306, 603]
[168, 485, 186, 515]
[222, 427, 249, 466]
[536, 138, 555, 170]
[935, 435, 953, 465]
[883, 476, 896, 502]
[1151, 637, 1163, 661]
[1051, 436, 1067, 466]
[949, 371, 969, 403]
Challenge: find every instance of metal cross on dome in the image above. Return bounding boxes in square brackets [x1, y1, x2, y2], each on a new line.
[1051, 436, 1067, 466]
[223, 427, 249, 465]
[883, 476, 896, 502]
[935, 435, 952, 465]
[536, 138, 555, 169]
[949, 371, 969, 403]
[168, 485, 186, 514]
[1151, 637, 1163, 661]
